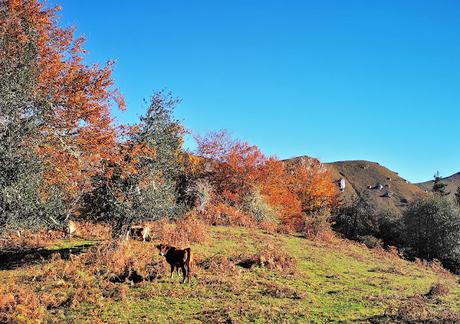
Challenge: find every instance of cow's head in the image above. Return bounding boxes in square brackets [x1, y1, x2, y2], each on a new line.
[156, 244, 171, 256]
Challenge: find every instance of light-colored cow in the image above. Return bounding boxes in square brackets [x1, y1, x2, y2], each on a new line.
[67, 220, 78, 238]
[126, 225, 151, 242]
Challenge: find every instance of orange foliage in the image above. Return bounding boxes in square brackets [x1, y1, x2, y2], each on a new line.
[196, 130, 268, 204]
[196, 131, 339, 233]
[203, 203, 256, 228]
[287, 158, 338, 215]
[2, 1, 125, 201]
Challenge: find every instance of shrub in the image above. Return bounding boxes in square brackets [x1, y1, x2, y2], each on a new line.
[202, 203, 256, 228]
[76, 222, 111, 241]
[258, 220, 278, 233]
[304, 209, 333, 239]
[356, 235, 383, 249]
[396, 295, 431, 322]
[0, 285, 45, 323]
[241, 189, 277, 223]
[175, 213, 209, 246]
[377, 209, 403, 247]
[148, 214, 208, 247]
[198, 254, 240, 275]
[425, 283, 449, 299]
[259, 281, 304, 299]
[333, 191, 379, 239]
[0, 229, 64, 250]
[236, 243, 296, 274]
[186, 179, 214, 212]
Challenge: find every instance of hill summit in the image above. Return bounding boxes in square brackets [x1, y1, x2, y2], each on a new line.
[285, 157, 425, 211]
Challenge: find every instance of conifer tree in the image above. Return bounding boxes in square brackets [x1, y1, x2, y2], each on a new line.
[432, 171, 450, 196]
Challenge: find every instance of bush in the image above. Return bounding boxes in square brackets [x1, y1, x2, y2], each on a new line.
[0, 229, 64, 250]
[236, 243, 296, 274]
[241, 189, 277, 223]
[396, 295, 431, 322]
[198, 254, 240, 275]
[185, 179, 214, 212]
[304, 209, 333, 239]
[425, 283, 449, 299]
[377, 209, 403, 247]
[356, 235, 383, 249]
[201, 203, 256, 228]
[148, 214, 208, 247]
[333, 192, 379, 239]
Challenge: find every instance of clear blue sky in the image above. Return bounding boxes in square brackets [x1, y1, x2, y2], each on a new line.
[49, 0, 459, 183]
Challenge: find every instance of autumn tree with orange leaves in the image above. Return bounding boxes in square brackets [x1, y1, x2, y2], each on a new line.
[195, 131, 338, 233]
[0, 0, 124, 229]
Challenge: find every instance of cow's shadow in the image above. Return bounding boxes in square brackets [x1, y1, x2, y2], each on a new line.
[0, 243, 95, 270]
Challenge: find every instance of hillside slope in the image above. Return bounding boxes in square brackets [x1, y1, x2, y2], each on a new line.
[417, 172, 460, 198]
[286, 157, 425, 211]
[327, 160, 425, 211]
[2, 227, 459, 322]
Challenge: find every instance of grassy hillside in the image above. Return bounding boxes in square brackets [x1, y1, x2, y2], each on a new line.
[326, 160, 425, 211]
[1, 226, 459, 323]
[417, 172, 460, 199]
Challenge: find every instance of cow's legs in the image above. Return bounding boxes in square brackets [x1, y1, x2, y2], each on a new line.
[186, 264, 191, 283]
[181, 265, 187, 284]
[170, 265, 175, 279]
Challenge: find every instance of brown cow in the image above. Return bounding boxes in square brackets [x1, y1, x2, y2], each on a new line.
[156, 244, 192, 284]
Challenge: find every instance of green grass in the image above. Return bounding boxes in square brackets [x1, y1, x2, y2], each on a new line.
[4, 226, 460, 323]
[47, 238, 99, 251]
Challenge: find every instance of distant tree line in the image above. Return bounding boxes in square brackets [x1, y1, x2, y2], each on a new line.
[333, 175, 460, 273]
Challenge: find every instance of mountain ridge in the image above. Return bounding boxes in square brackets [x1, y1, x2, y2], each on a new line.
[284, 157, 431, 211]
[416, 172, 460, 198]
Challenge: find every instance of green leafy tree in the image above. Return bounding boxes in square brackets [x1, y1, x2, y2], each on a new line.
[333, 191, 379, 239]
[377, 209, 403, 247]
[402, 195, 460, 268]
[81, 91, 186, 238]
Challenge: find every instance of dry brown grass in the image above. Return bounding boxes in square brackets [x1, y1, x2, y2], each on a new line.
[258, 220, 278, 234]
[258, 281, 305, 300]
[0, 229, 64, 251]
[76, 222, 111, 241]
[148, 213, 208, 248]
[236, 242, 297, 274]
[201, 203, 256, 228]
[198, 254, 241, 276]
[0, 221, 111, 252]
[396, 295, 431, 321]
[415, 258, 455, 279]
[0, 238, 169, 323]
[425, 283, 450, 299]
